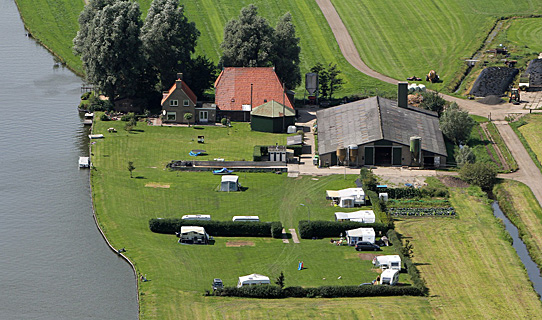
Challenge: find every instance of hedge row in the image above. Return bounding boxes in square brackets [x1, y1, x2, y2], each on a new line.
[298, 220, 390, 239]
[286, 145, 303, 157]
[149, 218, 283, 238]
[386, 230, 428, 295]
[212, 284, 423, 298]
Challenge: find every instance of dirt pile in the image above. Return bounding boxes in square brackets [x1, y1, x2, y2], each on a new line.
[470, 67, 519, 97]
[478, 95, 504, 105]
[525, 59, 542, 87]
[408, 94, 423, 107]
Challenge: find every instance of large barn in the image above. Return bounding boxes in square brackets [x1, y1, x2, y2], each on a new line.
[317, 83, 447, 167]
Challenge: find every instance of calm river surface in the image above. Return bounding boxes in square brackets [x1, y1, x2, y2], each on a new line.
[0, 0, 137, 318]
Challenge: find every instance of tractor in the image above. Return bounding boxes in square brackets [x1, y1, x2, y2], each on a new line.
[509, 88, 520, 104]
[426, 70, 439, 83]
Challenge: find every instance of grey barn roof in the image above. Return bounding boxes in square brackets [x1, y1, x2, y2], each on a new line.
[317, 96, 447, 156]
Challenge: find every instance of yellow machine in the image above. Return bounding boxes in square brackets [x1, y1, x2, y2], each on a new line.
[509, 88, 520, 104]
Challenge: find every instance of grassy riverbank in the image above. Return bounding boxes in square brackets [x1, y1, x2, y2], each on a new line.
[494, 179, 542, 270]
[90, 115, 542, 318]
[510, 114, 542, 174]
[396, 187, 542, 318]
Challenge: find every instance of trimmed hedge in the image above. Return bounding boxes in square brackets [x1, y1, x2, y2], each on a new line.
[149, 218, 282, 238]
[213, 284, 423, 298]
[387, 229, 428, 295]
[298, 220, 390, 239]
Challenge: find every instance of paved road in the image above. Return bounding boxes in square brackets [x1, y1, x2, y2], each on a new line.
[311, 0, 542, 207]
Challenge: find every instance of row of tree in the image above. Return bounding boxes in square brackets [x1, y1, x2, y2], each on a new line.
[73, 1, 302, 105]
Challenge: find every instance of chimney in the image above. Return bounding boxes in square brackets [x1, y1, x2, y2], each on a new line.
[398, 82, 408, 108]
[177, 73, 183, 80]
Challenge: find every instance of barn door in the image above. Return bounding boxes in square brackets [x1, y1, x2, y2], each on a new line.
[392, 147, 402, 166]
[364, 147, 374, 165]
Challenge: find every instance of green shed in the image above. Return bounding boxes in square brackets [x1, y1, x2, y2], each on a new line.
[250, 100, 295, 133]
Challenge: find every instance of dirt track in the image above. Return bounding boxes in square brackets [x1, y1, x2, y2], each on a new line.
[315, 0, 542, 207]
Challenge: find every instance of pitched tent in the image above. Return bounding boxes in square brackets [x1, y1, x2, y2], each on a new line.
[334, 210, 375, 223]
[250, 100, 296, 133]
[346, 227, 375, 245]
[220, 175, 240, 192]
[237, 274, 271, 288]
[179, 226, 209, 244]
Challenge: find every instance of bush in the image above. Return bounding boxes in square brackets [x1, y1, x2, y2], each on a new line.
[214, 284, 424, 298]
[81, 92, 92, 100]
[359, 168, 377, 191]
[149, 218, 282, 238]
[387, 230, 428, 295]
[455, 145, 476, 167]
[459, 162, 498, 191]
[100, 114, 110, 121]
[253, 146, 268, 161]
[298, 220, 390, 239]
[221, 118, 228, 126]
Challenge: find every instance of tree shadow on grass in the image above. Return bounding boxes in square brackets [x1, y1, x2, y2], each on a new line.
[135, 176, 146, 179]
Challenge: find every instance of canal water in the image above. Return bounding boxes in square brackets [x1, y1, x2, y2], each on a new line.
[492, 201, 542, 300]
[0, 0, 137, 318]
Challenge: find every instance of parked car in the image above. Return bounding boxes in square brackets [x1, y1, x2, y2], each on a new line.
[212, 278, 223, 291]
[355, 241, 381, 251]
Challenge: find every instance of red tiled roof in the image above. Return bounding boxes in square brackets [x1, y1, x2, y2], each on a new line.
[161, 80, 198, 105]
[214, 67, 294, 111]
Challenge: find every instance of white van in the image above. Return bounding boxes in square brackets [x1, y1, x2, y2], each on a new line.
[380, 269, 399, 286]
[182, 214, 211, 221]
[232, 216, 260, 222]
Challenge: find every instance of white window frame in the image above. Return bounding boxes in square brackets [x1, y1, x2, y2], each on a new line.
[166, 112, 176, 121]
[183, 99, 190, 107]
[170, 100, 179, 107]
[199, 110, 208, 122]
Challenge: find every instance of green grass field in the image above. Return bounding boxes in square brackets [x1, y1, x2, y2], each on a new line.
[396, 187, 542, 319]
[494, 179, 542, 269]
[516, 114, 542, 168]
[90, 118, 432, 319]
[331, 0, 542, 93]
[505, 17, 542, 54]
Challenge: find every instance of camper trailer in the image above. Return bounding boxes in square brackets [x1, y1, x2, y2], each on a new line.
[179, 226, 209, 244]
[182, 214, 211, 221]
[237, 274, 271, 287]
[334, 210, 375, 223]
[380, 269, 399, 286]
[372, 255, 402, 270]
[220, 175, 240, 192]
[232, 216, 260, 222]
[346, 227, 375, 245]
[326, 188, 365, 208]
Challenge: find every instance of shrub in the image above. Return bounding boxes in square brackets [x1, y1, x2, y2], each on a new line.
[359, 168, 377, 191]
[221, 118, 228, 126]
[149, 218, 282, 238]
[459, 162, 498, 191]
[455, 145, 476, 167]
[100, 114, 110, 121]
[81, 92, 92, 100]
[298, 220, 390, 239]
[420, 91, 446, 116]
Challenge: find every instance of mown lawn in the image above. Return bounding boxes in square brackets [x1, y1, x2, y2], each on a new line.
[331, 0, 542, 93]
[506, 17, 542, 53]
[494, 179, 542, 270]
[516, 114, 542, 170]
[396, 187, 542, 319]
[90, 118, 429, 319]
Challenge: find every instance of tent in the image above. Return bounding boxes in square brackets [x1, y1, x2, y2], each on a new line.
[334, 210, 375, 223]
[372, 255, 402, 270]
[327, 188, 365, 207]
[179, 226, 209, 244]
[345, 227, 375, 245]
[237, 274, 271, 288]
[220, 175, 240, 192]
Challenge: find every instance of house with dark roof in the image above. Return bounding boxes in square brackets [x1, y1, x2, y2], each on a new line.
[161, 73, 216, 124]
[317, 83, 447, 167]
[250, 100, 295, 133]
[214, 67, 294, 122]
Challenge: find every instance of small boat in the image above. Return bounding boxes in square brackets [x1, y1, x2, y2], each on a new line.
[88, 134, 104, 139]
[79, 156, 90, 168]
[213, 168, 233, 175]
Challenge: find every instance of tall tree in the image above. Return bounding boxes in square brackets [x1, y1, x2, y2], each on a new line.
[73, 0, 146, 101]
[272, 13, 301, 89]
[420, 91, 446, 116]
[310, 63, 329, 98]
[141, 0, 200, 90]
[327, 63, 345, 99]
[184, 56, 218, 98]
[219, 4, 274, 67]
[439, 103, 476, 145]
